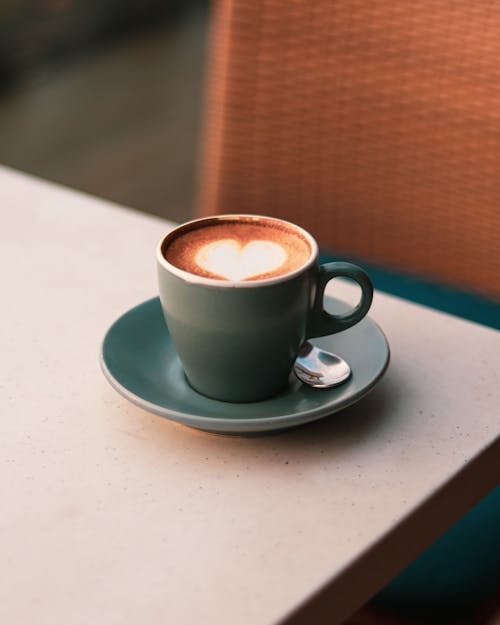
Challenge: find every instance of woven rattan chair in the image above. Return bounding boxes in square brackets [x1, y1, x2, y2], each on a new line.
[197, 0, 500, 301]
[196, 1, 500, 623]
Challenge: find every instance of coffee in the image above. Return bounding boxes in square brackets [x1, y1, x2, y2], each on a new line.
[163, 217, 312, 281]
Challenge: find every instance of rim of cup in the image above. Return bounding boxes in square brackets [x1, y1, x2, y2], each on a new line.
[157, 214, 319, 288]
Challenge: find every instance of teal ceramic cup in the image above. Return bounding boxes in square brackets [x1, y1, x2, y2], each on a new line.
[157, 215, 373, 402]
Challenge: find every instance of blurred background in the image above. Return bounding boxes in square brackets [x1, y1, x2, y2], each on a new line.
[0, 0, 209, 222]
[1, 0, 499, 301]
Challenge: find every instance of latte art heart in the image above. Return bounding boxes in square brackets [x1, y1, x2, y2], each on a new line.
[195, 239, 287, 281]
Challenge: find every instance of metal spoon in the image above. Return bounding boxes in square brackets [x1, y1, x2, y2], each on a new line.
[294, 341, 351, 388]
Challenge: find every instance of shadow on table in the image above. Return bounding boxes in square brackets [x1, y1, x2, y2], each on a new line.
[274, 379, 398, 448]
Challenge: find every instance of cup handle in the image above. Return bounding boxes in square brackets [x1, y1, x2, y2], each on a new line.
[306, 262, 374, 339]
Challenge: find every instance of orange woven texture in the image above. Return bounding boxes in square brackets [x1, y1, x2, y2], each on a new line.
[198, 0, 500, 298]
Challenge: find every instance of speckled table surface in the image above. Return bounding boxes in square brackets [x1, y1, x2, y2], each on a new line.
[1, 165, 499, 625]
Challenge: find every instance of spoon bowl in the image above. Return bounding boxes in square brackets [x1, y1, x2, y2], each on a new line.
[294, 341, 351, 388]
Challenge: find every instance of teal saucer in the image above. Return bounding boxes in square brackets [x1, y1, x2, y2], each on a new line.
[100, 297, 390, 434]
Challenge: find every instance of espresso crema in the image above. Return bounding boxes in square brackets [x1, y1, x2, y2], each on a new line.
[163, 218, 312, 281]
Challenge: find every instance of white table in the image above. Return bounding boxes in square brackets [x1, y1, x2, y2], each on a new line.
[1, 165, 499, 625]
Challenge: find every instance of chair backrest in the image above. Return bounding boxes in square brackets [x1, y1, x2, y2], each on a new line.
[197, 0, 500, 299]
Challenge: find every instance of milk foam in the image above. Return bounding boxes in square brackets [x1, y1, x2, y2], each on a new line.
[195, 239, 287, 281]
[164, 219, 311, 281]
